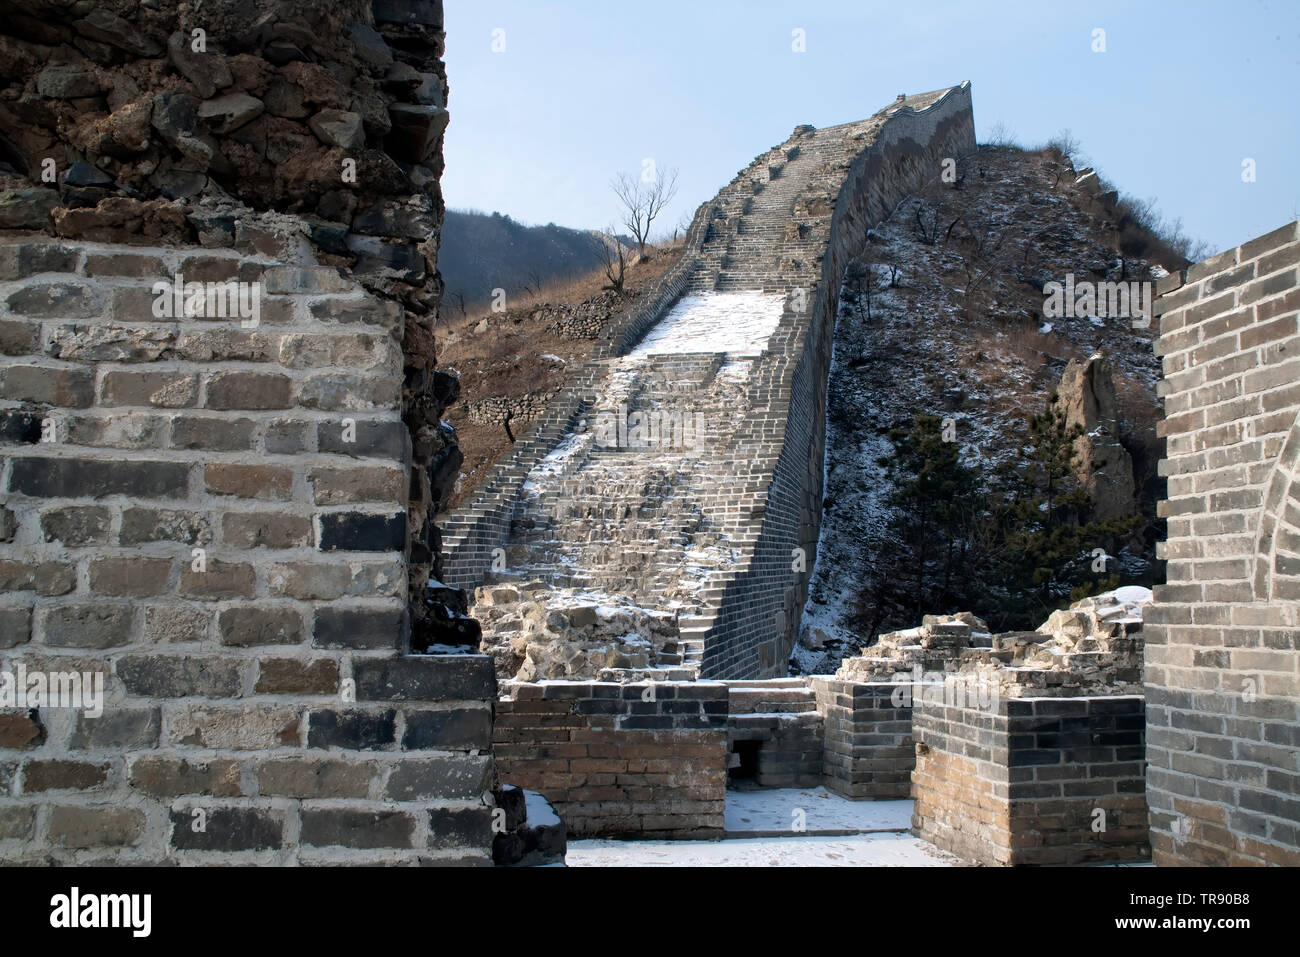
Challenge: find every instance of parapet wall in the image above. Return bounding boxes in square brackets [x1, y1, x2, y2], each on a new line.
[493, 680, 728, 838]
[912, 695, 1148, 866]
[1147, 219, 1300, 866]
[708, 90, 976, 676]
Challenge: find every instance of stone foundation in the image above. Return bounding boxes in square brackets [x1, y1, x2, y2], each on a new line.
[912, 694, 1148, 866]
[492, 680, 728, 838]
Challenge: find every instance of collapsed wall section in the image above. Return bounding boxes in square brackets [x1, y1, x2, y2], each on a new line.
[1146, 219, 1300, 866]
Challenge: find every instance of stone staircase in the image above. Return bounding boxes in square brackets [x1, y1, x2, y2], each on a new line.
[439, 84, 977, 682]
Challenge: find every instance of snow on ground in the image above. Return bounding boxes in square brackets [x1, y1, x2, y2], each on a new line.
[566, 788, 956, 866]
[630, 292, 786, 357]
[520, 431, 589, 495]
[724, 785, 912, 835]
[566, 833, 961, 867]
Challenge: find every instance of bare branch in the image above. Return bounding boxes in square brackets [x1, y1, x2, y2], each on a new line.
[611, 167, 680, 255]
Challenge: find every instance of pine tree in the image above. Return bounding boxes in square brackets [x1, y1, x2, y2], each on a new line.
[990, 394, 1142, 626]
[882, 414, 984, 620]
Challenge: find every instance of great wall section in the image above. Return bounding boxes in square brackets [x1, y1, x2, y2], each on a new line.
[0, 1, 1296, 872]
[442, 84, 976, 682]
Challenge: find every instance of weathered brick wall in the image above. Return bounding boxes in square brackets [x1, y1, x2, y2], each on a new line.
[0, 0, 512, 865]
[0, 0, 457, 634]
[0, 239, 501, 863]
[725, 679, 822, 787]
[912, 695, 1148, 866]
[1147, 219, 1300, 866]
[493, 680, 728, 838]
[811, 678, 914, 799]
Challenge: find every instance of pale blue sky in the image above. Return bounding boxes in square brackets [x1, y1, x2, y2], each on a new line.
[443, 0, 1299, 256]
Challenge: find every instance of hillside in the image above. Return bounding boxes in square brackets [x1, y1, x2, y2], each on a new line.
[439, 209, 614, 317]
[794, 142, 1187, 672]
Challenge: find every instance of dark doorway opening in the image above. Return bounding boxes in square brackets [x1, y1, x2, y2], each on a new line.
[729, 740, 760, 781]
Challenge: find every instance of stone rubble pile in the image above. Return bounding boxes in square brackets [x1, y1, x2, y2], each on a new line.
[835, 587, 1149, 696]
[472, 581, 680, 682]
[533, 295, 617, 339]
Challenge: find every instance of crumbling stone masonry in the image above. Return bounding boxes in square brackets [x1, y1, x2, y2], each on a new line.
[442, 84, 977, 681]
[0, 0, 512, 864]
[826, 593, 1151, 863]
[1146, 219, 1300, 866]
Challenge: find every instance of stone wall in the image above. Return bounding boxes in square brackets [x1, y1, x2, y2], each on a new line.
[493, 679, 728, 838]
[912, 695, 1148, 865]
[0, 0, 514, 865]
[726, 678, 822, 787]
[811, 678, 914, 799]
[1146, 219, 1300, 866]
[0, 0, 457, 630]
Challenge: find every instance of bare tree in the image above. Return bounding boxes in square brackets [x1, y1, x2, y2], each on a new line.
[1044, 129, 1083, 188]
[520, 266, 544, 298]
[949, 215, 1007, 317]
[592, 229, 629, 295]
[611, 167, 679, 257]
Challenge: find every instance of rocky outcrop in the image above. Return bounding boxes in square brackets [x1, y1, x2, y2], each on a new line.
[1054, 352, 1137, 522]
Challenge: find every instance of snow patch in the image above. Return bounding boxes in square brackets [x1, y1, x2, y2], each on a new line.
[630, 292, 786, 357]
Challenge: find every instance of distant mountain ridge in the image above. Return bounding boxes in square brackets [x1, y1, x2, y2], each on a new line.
[439, 209, 608, 311]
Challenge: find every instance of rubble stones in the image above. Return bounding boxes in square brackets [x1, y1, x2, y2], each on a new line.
[308, 109, 365, 150]
[836, 587, 1149, 697]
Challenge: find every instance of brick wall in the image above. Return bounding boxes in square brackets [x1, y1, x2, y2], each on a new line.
[0, 0, 457, 635]
[493, 680, 728, 838]
[912, 695, 1148, 865]
[0, 239, 501, 863]
[725, 679, 822, 787]
[811, 678, 914, 799]
[1146, 219, 1300, 866]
